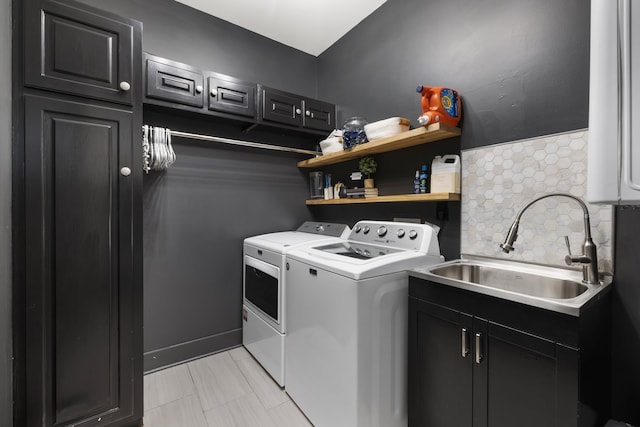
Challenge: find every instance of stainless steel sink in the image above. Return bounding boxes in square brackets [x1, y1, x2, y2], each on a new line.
[410, 255, 612, 316]
[429, 263, 589, 299]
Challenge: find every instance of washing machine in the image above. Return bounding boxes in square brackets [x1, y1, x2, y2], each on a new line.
[242, 221, 350, 387]
[284, 220, 444, 427]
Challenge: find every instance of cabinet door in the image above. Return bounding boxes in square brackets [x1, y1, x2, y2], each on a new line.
[24, 94, 141, 427]
[207, 73, 256, 118]
[303, 98, 335, 132]
[145, 55, 205, 108]
[475, 320, 579, 427]
[261, 87, 304, 127]
[24, 0, 141, 105]
[409, 298, 473, 427]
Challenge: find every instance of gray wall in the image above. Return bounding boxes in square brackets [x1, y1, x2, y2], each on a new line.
[78, 0, 319, 370]
[1, 0, 12, 423]
[611, 208, 640, 425]
[318, 0, 590, 149]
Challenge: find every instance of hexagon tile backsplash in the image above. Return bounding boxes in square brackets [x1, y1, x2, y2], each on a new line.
[461, 129, 613, 274]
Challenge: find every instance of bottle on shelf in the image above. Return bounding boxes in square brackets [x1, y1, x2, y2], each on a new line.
[419, 164, 429, 193]
[413, 170, 420, 194]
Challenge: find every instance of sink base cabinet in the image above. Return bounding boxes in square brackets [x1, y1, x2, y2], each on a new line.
[408, 277, 611, 427]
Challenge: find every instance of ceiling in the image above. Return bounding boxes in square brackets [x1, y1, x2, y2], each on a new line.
[173, 0, 388, 56]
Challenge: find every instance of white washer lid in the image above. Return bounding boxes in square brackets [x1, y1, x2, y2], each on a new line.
[244, 231, 344, 254]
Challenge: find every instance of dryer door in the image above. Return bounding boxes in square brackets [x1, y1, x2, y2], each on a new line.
[244, 255, 281, 326]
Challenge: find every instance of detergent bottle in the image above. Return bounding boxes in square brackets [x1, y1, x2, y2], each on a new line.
[416, 85, 461, 127]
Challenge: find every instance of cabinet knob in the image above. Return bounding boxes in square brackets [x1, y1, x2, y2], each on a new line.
[120, 167, 131, 177]
[305, 110, 311, 117]
[295, 108, 302, 115]
[210, 88, 218, 97]
[119, 81, 131, 91]
[196, 85, 203, 94]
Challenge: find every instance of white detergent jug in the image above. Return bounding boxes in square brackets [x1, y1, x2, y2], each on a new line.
[430, 154, 461, 194]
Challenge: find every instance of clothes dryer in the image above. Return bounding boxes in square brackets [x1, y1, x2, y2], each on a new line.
[242, 221, 350, 386]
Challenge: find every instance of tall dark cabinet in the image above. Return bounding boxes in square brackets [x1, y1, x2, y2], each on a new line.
[15, 0, 143, 426]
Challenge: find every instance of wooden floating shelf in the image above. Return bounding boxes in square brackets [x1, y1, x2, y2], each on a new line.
[305, 193, 461, 205]
[297, 122, 461, 168]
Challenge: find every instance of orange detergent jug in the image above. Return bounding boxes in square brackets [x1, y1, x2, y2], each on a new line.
[416, 85, 461, 127]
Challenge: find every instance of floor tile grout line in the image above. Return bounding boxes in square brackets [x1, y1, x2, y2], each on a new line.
[232, 348, 291, 411]
[185, 359, 211, 426]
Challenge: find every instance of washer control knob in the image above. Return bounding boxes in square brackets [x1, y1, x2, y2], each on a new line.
[354, 225, 361, 233]
[409, 230, 418, 240]
[363, 225, 370, 234]
[377, 226, 387, 237]
[315, 224, 324, 232]
[397, 229, 405, 238]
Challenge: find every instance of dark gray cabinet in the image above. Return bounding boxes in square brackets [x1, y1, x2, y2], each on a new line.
[303, 97, 336, 132]
[408, 277, 610, 427]
[24, 0, 140, 105]
[145, 54, 205, 108]
[143, 53, 260, 121]
[207, 72, 256, 118]
[17, 1, 143, 426]
[141, 53, 336, 134]
[261, 86, 304, 127]
[24, 95, 142, 427]
[260, 85, 336, 132]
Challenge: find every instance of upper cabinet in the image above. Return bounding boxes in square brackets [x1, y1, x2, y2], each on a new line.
[303, 98, 336, 132]
[24, 0, 141, 106]
[146, 55, 205, 108]
[208, 72, 257, 118]
[142, 53, 336, 135]
[261, 86, 304, 127]
[260, 86, 335, 132]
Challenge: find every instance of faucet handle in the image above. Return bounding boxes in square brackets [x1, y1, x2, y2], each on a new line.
[564, 236, 573, 256]
[564, 235, 591, 265]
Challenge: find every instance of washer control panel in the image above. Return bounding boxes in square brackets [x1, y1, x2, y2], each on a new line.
[348, 221, 440, 252]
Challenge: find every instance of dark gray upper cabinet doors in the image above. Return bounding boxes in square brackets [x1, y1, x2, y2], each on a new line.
[145, 54, 205, 108]
[207, 73, 257, 118]
[261, 86, 336, 133]
[24, 0, 142, 105]
[261, 86, 305, 127]
[303, 98, 335, 132]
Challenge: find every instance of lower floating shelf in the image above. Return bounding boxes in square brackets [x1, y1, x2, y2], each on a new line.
[305, 193, 461, 205]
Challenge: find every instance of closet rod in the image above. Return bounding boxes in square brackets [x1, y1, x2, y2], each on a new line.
[169, 130, 319, 156]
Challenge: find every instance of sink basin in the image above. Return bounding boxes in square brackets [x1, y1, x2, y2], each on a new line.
[429, 263, 589, 299]
[410, 255, 612, 316]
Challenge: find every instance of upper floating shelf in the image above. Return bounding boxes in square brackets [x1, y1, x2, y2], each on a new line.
[297, 122, 461, 168]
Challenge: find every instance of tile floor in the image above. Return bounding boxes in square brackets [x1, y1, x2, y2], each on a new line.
[143, 346, 312, 427]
